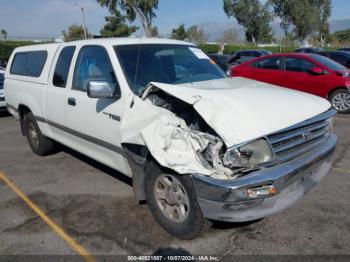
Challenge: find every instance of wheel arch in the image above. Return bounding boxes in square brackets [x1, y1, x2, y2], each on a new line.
[122, 143, 162, 202]
[18, 104, 32, 135]
[327, 86, 349, 99]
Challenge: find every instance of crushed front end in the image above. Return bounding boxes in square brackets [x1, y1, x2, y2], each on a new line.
[191, 109, 337, 222]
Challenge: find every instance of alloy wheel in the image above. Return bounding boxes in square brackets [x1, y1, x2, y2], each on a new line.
[332, 92, 350, 112]
[154, 174, 190, 223]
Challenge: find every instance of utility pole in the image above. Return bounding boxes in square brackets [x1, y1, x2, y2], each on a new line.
[73, 3, 87, 39]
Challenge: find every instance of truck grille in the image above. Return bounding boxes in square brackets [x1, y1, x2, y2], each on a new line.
[267, 109, 335, 163]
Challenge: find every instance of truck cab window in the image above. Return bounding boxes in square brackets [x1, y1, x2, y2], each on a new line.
[53, 46, 76, 88]
[10, 51, 47, 77]
[73, 46, 119, 93]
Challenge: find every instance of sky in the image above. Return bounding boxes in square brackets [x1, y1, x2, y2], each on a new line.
[0, 0, 350, 39]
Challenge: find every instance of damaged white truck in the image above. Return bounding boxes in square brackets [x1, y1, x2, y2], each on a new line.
[4, 38, 337, 239]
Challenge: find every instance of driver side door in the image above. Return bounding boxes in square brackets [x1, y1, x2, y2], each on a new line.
[64, 44, 128, 174]
[280, 57, 328, 96]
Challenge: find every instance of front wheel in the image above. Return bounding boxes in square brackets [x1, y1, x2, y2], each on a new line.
[329, 89, 350, 114]
[145, 161, 211, 239]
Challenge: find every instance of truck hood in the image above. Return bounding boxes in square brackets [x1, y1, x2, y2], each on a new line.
[148, 77, 331, 147]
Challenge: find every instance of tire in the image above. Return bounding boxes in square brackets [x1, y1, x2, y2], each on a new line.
[329, 89, 350, 114]
[145, 161, 211, 239]
[23, 112, 56, 156]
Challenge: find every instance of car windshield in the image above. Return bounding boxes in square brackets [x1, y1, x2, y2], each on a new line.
[114, 44, 226, 95]
[309, 54, 347, 71]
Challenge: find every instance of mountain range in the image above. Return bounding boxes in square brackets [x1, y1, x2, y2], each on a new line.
[197, 19, 350, 41]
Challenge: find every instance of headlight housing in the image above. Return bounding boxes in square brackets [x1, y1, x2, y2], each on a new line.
[223, 139, 274, 168]
[326, 117, 333, 135]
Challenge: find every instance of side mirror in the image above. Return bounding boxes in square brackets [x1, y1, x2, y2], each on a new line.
[309, 67, 324, 75]
[87, 80, 115, 99]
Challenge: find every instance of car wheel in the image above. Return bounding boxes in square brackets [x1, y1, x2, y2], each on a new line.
[24, 112, 56, 156]
[145, 161, 211, 239]
[330, 89, 350, 114]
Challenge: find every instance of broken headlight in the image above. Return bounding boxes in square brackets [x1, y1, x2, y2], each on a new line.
[223, 139, 274, 168]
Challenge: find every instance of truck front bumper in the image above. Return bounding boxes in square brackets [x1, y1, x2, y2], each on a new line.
[192, 133, 337, 222]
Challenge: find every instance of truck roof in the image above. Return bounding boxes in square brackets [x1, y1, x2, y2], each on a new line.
[13, 37, 194, 53]
[6, 37, 195, 85]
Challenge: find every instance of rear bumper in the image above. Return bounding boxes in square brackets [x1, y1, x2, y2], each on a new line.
[192, 133, 337, 222]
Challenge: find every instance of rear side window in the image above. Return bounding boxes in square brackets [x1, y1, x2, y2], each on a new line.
[53, 46, 76, 88]
[10, 51, 47, 77]
[285, 57, 315, 73]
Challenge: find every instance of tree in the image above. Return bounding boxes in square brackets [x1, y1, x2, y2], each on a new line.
[151, 26, 159, 37]
[100, 10, 137, 37]
[217, 29, 239, 45]
[171, 24, 189, 40]
[96, 0, 159, 37]
[187, 26, 207, 44]
[316, 0, 332, 46]
[223, 0, 273, 43]
[331, 29, 350, 43]
[269, 0, 332, 44]
[0, 29, 7, 41]
[62, 25, 90, 42]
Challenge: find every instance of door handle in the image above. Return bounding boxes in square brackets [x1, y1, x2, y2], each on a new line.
[68, 97, 76, 106]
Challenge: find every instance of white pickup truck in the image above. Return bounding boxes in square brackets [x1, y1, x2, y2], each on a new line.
[4, 38, 337, 239]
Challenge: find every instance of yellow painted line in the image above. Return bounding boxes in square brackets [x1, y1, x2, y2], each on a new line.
[0, 171, 96, 262]
[332, 167, 350, 174]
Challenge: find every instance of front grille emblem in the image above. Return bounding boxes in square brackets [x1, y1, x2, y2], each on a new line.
[302, 130, 312, 141]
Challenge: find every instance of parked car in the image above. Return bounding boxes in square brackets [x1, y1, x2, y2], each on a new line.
[295, 47, 324, 53]
[317, 51, 350, 68]
[208, 54, 230, 72]
[227, 50, 272, 75]
[5, 39, 337, 239]
[0, 66, 5, 110]
[229, 49, 272, 64]
[338, 47, 350, 52]
[208, 54, 231, 72]
[231, 53, 350, 113]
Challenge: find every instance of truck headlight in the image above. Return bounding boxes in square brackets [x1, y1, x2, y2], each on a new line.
[223, 139, 274, 168]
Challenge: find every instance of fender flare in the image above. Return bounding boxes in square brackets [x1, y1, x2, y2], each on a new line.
[122, 143, 151, 202]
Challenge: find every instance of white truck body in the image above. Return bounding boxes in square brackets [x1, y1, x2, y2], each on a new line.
[4, 38, 337, 238]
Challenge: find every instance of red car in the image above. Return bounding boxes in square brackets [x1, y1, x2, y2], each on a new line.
[231, 53, 350, 113]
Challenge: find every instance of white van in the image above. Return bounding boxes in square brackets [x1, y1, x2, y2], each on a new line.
[4, 38, 337, 239]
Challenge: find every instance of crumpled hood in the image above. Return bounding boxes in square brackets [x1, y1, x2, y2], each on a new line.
[149, 77, 331, 147]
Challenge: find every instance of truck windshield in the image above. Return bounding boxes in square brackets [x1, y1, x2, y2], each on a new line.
[114, 44, 226, 95]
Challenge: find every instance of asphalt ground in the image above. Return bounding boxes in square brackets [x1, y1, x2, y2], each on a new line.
[0, 110, 349, 260]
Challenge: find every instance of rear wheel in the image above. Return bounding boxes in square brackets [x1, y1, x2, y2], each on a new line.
[24, 112, 56, 156]
[145, 161, 211, 239]
[329, 89, 350, 114]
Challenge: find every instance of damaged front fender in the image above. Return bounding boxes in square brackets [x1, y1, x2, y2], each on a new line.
[120, 91, 234, 182]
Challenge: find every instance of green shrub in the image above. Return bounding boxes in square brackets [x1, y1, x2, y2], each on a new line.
[223, 44, 297, 54]
[198, 44, 220, 54]
[0, 41, 35, 60]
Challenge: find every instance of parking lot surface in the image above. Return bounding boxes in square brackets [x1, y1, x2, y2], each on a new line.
[0, 111, 350, 258]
